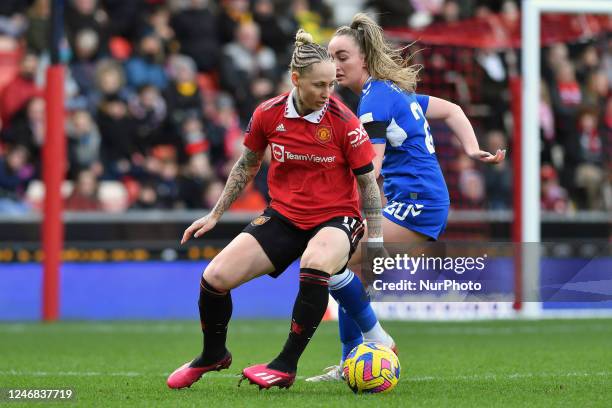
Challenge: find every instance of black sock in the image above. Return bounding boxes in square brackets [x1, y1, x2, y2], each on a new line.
[190, 276, 232, 367]
[267, 268, 330, 373]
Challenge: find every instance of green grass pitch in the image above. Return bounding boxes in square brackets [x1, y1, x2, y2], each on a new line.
[1, 319, 611, 407]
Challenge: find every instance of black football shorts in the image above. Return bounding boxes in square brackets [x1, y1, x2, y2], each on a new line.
[243, 207, 364, 278]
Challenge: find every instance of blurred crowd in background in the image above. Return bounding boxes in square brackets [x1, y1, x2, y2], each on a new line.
[0, 0, 609, 214]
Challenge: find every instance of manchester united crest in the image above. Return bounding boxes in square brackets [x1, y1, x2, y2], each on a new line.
[315, 126, 332, 144]
[251, 216, 271, 226]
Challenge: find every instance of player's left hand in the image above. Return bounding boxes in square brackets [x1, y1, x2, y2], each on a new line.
[469, 149, 506, 164]
[181, 214, 219, 244]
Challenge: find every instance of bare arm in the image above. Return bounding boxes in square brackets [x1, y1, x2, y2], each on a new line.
[210, 147, 264, 218]
[425, 96, 506, 164]
[181, 147, 264, 243]
[372, 143, 385, 179]
[356, 169, 384, 239]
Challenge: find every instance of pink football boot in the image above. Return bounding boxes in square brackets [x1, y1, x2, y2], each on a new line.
[240, 364, 296, 390]
[167, 352, 232, 389]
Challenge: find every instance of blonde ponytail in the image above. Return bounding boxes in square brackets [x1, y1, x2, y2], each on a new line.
[335, 13, 421, 92]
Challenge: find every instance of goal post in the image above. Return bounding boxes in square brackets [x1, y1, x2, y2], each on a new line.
[520, 0, 612, 317]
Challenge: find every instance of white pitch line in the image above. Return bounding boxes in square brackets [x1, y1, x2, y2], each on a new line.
[1, 371, 610, 382]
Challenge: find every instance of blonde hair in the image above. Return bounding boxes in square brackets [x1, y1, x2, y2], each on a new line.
[335, 13, 421, 92]
[290, 29, 332, 75]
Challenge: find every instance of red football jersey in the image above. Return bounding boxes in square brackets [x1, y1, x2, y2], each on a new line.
[244, 89, 375, 229]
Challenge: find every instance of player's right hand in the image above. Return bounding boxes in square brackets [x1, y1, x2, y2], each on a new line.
[181, 214, 219, 244]
[469, 149, 506, 164]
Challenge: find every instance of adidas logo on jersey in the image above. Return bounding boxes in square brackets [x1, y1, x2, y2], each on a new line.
[276, 123, 286, 132]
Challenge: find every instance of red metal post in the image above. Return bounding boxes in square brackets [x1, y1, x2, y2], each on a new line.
[42, 65, 65, 321]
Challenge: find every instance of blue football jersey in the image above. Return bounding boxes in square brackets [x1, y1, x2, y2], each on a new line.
[357, 78, 450, 205]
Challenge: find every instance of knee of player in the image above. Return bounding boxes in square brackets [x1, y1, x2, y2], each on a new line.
[300, 256, 334, 275]
[202, 262, 233, 292]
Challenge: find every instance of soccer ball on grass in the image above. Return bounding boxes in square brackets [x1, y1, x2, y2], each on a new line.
[342, 342, 400, 394]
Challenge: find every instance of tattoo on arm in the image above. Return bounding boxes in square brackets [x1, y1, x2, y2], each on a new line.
[356, 170, 383, 238]
[211, 147, 263, 218]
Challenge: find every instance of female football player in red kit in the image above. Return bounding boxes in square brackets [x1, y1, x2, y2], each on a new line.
[167, 29, 384, 390]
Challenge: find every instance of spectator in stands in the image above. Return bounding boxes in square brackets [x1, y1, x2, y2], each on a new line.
[550, 60, 582, 144]
[202, 178, 224, 209]
[169, 0, 220, 73]
[0, 52, 42, 128]
[70, 29, 101, 101]
[499, 0, 519, 33]
[65, 0, 109, 56]
[541, 164, 569, 213]
[180, 114, 209, 162]
[64, 169, 102, 211]
[482, 130, 511, 209]
[0, 96, 45, 164]
[575, 44, 600, 84]
[459, 169, 486, 209]
[142, 6, 174, 53]
[178, 152, 215, 208]
[433, 0, 461, 24]
[156, 156, 181, 208]
[164, 54, 202, 140]
[543, 42, 569, 82]
[124, 33, 168, 91]
[445, 153, 485, 210]
[539, 81, 556, 165]
[408, 0, 444, 28]
[129, 180, 161, 210]
[0, 0, 28, 41]
[365, 0, 414, 29]
[453, 152, 486, 209]
[570, 109, 605, 210]
[476, 49, 509, 130]
[217, 0, 251, 45]
[0, 144, 33, 214]
[98, 94, 136, 179]
[291, 0, 333, 44]
[582, 69, 609, 110]
[220, 21, 277, 122]
[101, 0, 144, 42]
[129, 84, 167, 154]
[25, 0, 50, 55]
[91, 59, 131, 112]
[215, 93, 243, 165]
[252, 0, 297, 59]
[67, 108, 101, 177]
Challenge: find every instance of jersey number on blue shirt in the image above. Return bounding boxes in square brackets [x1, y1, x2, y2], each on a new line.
[410, 101, 435, 154]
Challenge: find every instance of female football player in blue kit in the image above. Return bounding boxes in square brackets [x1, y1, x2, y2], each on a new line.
[307, 13, 506, 381]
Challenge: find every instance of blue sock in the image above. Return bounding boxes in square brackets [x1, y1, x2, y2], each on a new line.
[338, 304, 362, 361]
[329, 269, 378, 334]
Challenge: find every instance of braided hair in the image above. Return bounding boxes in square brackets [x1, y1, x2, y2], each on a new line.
[290, 29, 332, 75]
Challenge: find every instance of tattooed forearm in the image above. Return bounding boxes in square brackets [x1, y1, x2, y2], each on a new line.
[357, 170, 383, 238]
[211, 147, 263, 218]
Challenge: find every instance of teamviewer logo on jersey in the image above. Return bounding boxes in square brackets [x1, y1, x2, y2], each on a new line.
[348, 125, 368, 148]
[271, 143, 285, 162]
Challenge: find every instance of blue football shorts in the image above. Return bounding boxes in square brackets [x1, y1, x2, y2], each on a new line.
[381, 199, 449, 240]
